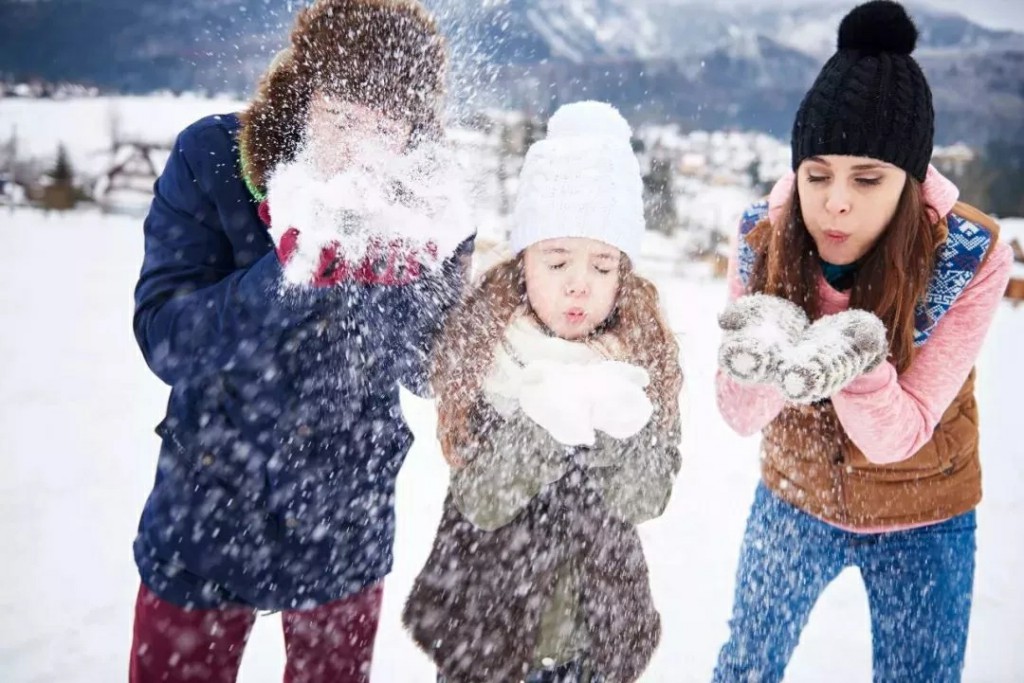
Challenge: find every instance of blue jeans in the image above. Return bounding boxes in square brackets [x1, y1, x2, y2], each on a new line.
[713, 483, 976, 683]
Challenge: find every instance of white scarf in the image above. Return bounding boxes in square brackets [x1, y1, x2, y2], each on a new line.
[481, 312, 617, 414]
[482, 311, 653, 446]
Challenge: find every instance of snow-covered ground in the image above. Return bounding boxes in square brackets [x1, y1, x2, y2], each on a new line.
[1001, 218, 1024, 248]
[1, 206, 1022, 682]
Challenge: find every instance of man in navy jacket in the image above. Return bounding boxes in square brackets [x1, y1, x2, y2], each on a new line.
[128, 2, 472, 681]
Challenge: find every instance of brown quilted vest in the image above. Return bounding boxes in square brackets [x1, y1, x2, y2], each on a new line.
[761, 369, 982, 527]
[758, 203, 1000, 528]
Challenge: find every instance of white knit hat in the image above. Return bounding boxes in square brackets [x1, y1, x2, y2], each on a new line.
[510, 101, 645, 259]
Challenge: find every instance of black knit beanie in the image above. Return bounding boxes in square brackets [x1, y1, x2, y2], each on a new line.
[791, 0, 934, 181]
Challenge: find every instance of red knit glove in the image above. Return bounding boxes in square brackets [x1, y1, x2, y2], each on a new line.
[259, 200, 437, 287]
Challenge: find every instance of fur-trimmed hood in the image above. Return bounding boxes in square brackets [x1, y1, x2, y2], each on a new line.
[239, 0, 447, 195]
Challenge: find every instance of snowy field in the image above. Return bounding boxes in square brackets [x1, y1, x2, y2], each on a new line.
[0, 206, 1022, 682]
[0, 95, 247, 175]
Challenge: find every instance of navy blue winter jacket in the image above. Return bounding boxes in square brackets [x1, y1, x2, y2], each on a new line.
[133, 113, 472, 610]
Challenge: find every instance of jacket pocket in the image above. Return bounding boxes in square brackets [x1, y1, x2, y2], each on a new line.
[155, 418, 262, 497]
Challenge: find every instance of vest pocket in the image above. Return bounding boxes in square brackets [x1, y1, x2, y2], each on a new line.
[936, 403, 979, 475]
[847, 440, 943, 476]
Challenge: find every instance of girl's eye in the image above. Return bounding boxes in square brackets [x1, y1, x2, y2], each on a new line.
[549, 262, 567, 271]
[855, 177, 882, 186]
[807, 174, 829, 183]
[594, 266, 614, 275]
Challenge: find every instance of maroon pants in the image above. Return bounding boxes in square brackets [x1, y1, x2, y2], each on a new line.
[129, 582, 383, 683]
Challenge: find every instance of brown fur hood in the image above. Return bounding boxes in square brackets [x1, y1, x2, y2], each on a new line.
[239, 0, 447, 194]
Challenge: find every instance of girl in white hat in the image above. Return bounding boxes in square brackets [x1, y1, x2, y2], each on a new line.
[403, 101, 684, 683]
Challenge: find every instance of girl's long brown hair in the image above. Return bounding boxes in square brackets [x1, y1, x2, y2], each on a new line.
[432, 255, 683, 459]
[747, 176, 946, 373]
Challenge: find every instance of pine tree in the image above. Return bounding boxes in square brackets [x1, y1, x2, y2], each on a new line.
[49, 143, 73, 183]
[41, 142, 77, 210]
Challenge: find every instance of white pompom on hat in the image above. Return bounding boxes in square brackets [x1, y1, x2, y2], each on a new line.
[510, 101, 646, 259]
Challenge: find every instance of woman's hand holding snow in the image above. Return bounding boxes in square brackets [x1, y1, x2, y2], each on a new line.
[775, 310, 889, 404]
[717, 294, 889, 402]
[263, 139, 474, 288]
[718, 294, 810, 385]
[516, 359, 654, 448]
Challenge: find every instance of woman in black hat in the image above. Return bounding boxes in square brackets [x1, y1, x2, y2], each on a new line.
[712, 2, 1012, 681]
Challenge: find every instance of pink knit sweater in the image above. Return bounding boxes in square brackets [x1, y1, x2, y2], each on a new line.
[716, 167, 1013, 532]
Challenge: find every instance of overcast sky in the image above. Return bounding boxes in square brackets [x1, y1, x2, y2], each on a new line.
[670, 0, 1024, 33]
[918, 0, 1024, 31]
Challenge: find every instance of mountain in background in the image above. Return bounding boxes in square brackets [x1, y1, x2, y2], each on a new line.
[1, 0, 1021, 143]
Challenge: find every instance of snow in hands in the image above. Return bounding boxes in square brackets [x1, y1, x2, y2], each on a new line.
[718, 293, 809, 385]
[777, 310, 888, 403]
[719, 293, 889, 403]
[265, 134, 475, 288]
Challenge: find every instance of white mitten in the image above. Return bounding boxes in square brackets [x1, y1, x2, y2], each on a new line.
[718, 294, 809, 385]
[517, 361, 596, 446]
[588, 361, 655, 440]
[775, 309, 889, 404]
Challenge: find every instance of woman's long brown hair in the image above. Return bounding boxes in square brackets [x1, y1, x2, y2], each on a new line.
[747, 176, 946, 373]
[432, 255, 683, 459]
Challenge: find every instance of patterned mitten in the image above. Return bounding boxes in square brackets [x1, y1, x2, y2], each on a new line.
[775, 309, 889, 404]
[718, 294, 810, 385]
